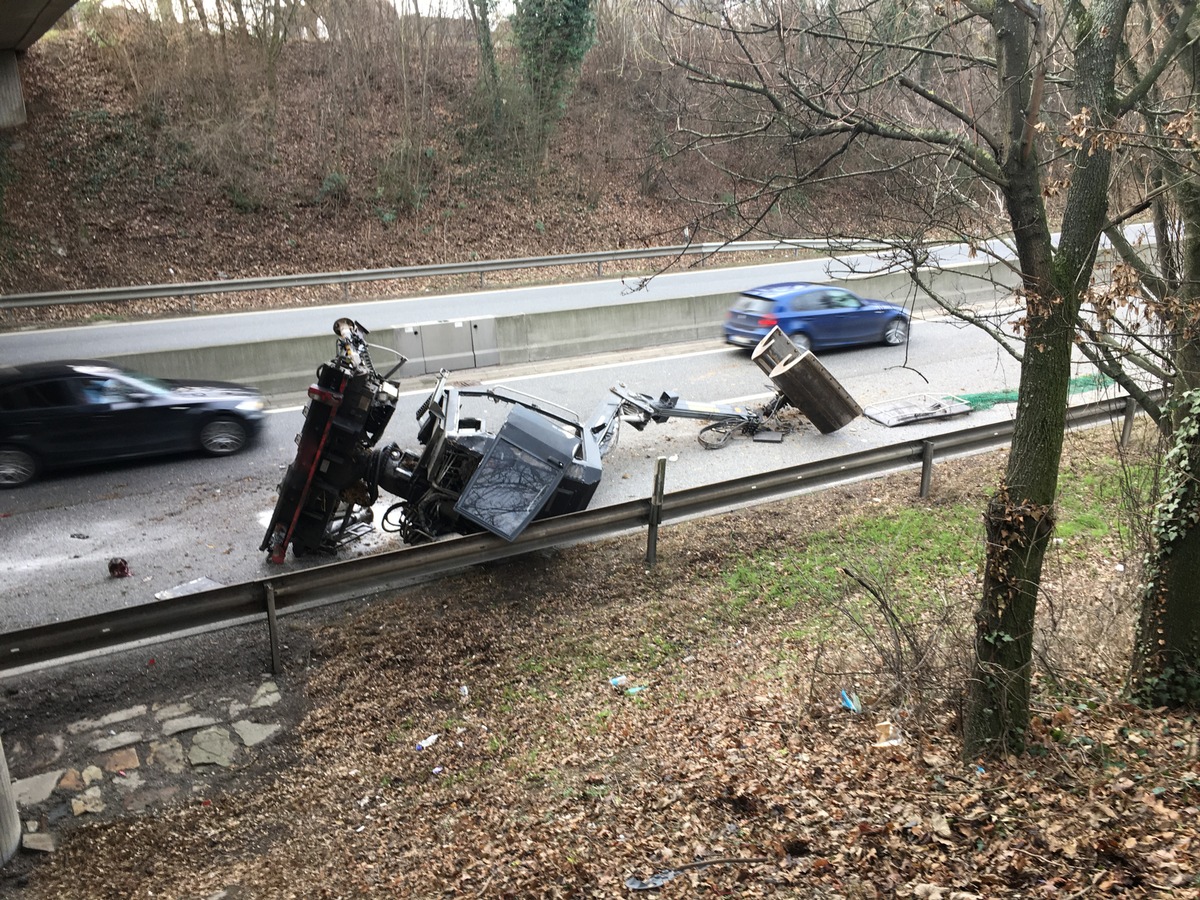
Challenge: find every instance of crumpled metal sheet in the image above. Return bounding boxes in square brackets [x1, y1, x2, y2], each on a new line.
[863, 393, 972, 427]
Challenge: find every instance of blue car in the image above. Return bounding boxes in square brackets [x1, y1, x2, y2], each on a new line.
[724, 282, 910, 353]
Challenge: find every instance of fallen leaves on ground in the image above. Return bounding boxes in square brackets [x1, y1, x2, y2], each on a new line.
[16, 435, 1199, 899]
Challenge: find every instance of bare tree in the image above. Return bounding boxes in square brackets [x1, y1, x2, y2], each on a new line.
[1096, 0, 1200, 705]
[222, 0, 250, 35]
[656, 0, 1198, 755]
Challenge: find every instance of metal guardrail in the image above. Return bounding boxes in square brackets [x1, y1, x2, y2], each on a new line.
[0, 239, 890, 311]
[0, 393, 1138, 675]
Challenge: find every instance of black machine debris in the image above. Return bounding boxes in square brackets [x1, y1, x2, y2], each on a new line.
[261, 320, 861, 562]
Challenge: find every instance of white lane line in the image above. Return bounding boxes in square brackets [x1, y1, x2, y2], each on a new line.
[479, 346, 740, 386]
[266, 345, 744, 413]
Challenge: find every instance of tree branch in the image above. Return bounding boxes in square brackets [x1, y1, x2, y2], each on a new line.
[897, 74, 1002, 156]
[1114, 0, 1200, 115]
[1073, 329, 1168, 426]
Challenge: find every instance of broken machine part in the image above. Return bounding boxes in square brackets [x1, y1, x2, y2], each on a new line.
[260, 322, 861, 560]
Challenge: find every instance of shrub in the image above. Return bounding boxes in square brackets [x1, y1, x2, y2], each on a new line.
[316, 171, 350, 207]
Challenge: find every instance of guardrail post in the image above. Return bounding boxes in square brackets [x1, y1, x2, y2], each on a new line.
[1, 737, 19, 865]
[1121, 396, 1137, 448]
[645, 456, 668, 566]
[596, 261, 602, 278]
[264, 582, 281, 674]
[919, 440, 935, 499]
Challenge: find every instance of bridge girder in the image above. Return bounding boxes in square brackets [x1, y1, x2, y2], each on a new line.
[0, 0, 79, 128]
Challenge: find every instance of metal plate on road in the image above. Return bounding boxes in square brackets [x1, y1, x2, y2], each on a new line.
[864, 394, 972, 427]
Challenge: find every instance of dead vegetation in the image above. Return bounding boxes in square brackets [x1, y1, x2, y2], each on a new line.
[0, 20, 699, 301]
[12, 425, 1199, 898]
[0, 10, 876, 319]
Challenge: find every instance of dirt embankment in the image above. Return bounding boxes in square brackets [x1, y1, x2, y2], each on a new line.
[0, 26, 709, 301]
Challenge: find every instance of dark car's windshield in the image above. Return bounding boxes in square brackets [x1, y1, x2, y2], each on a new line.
[76, 368, 173, 403]
[116, 371, 173, 395]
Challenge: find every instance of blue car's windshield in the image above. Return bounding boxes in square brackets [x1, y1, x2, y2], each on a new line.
[732, 296, 774, 313]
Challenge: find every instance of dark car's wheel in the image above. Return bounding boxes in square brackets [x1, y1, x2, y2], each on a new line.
[0, 446, 38, 488]
[199, 416, 249, 456]
[883, 318, 909, 345]
[790, 331, 813, 352]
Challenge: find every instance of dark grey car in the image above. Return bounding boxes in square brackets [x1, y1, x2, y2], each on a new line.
[0, 360, 266, 487]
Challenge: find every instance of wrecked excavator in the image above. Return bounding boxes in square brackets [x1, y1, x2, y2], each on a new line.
[261, 319, 861, 562]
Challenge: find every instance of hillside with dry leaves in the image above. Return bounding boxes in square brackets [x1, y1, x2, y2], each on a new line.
[0, 26, 714, 301]
[8, 426, 1199, 899]
[0, 14, 899, 322]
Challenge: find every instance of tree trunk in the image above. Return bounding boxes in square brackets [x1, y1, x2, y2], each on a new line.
[191, 0, 211, 35]
[156, 0, 176, 27]
[466, 0, 500, 120]
[967, 301, 1071, 754]
[964, 0, 1126, 757]
[1130, 179, 1200, 705]
[229, 0, 249, 35]
[1130, 397, 1200, 704]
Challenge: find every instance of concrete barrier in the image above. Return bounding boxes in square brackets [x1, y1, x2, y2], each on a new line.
[100, 259, 1015, 399]
[831, 260, 1021, 310]
[0, 51, 26, 130]
[495, 292, 738, 364]
[108, 332, 340, 398]
[1, 737, 18, 865]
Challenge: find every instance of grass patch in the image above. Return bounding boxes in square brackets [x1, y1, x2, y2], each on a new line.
[1056, 457, 1156, 543]
[723, 447, 1140, 623]
[723, 503, 982, 617]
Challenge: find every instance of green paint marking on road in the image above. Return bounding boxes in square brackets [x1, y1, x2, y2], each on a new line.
[960, 375, 1115, 411]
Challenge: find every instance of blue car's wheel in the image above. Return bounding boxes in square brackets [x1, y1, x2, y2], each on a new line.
[883, 318, 908, 345]
[791, 331, 812, 352]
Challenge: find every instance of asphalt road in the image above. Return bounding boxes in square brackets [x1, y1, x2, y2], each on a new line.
[0, 312, 1091, 634]
[0, 243, 996, 364]
[4, 223, 1157, 364]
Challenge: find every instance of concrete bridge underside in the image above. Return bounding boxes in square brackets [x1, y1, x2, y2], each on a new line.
[1, 0, 78, 128]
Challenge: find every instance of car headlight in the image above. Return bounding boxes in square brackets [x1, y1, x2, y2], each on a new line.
[237, 398, 266, 412]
